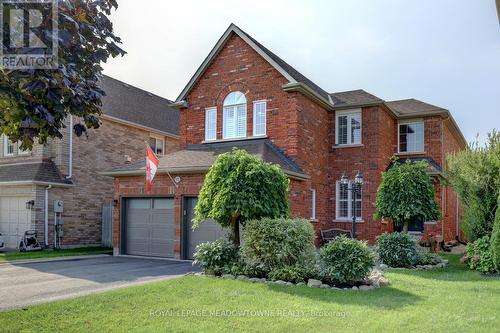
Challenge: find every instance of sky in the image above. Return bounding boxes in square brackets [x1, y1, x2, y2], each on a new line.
[103, 0, 500, 144]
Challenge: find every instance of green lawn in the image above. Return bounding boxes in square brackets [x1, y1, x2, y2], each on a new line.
[1, 254, 499, 333]
[0, 247, 112, 262]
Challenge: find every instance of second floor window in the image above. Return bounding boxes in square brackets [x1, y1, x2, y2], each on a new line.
[253, 100, 266, 136]
[336, 110, 361, 145]
[205, 107, 217, 141]
[223, 91, 247, 139]
[149, 136, 165, 155]
[399, 121, 424, 153]
[4, 136, 14, 156]
[2, 135, 29, 157]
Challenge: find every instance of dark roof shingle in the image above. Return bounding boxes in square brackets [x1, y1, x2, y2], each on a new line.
[385, 99, 447, 116]
[100, 75, 179, 135]
[0, 160, 73, 185]
[330, 89, 384, 107]
[105, 139, 306, 179]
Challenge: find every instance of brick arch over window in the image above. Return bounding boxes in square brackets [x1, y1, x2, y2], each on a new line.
[212, 81, 255, 140]
[214, 81, 251, 106]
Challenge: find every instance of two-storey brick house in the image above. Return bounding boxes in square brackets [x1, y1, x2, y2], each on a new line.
[105, 24, 466, 259]
[0, 76, 179, 249]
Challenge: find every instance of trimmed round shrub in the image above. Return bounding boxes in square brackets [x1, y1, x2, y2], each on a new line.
[376, 232, 419, 267]
[318, 235, 374, 285]
[241, 217, 316, 275]
[466, 235, 495, 273]
[193, 238, 239, 275]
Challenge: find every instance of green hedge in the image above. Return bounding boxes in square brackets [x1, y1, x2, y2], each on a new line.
[241, 217, 316, 275]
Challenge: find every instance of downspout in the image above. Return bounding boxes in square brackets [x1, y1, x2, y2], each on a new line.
[44, 185, 52, 247]
[66, 115, 73, 179]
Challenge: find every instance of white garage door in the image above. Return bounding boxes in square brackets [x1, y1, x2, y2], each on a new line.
[0, 196, 32, 248]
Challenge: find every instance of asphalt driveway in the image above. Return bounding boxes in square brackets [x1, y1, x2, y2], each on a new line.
[0, 256, 199, 311]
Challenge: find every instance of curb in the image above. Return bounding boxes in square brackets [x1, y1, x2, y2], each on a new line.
[116, 254, 194, 263]
[0, 253, 112, 265]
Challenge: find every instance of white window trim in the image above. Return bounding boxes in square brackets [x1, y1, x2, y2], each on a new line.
[149, 134, 165, 156]
[3, 136, 14, 156]
[310, 188, 317, 220]
[223, 105, 247, 139]
[252, 100, 267, 137]
[17, 141, 30, 155]
[205, 107, 217, 141]
[335, 181, 362, 221]
[397, 119, 425, 154]
[335, 109, 362, 146]
[17, 147, 30, 155]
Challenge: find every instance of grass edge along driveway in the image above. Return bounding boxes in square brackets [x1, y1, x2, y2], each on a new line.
[1, 254, 499, 333]
[0, 246, 112, 262]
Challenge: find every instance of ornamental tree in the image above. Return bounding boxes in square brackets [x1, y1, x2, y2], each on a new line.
[374, 159, 441, 232]
[193, 148, 290, 245]
[0, 0, 126, 150]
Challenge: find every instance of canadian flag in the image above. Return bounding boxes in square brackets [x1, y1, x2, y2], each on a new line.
[145, 145, 160, 194]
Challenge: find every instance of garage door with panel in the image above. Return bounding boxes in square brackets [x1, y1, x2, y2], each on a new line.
[0, 196, 32, 248]
[184, 197, 228, 259]
[125, 198, 174, 257]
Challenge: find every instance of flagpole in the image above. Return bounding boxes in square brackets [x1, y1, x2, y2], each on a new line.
[145, 141, 179, 189]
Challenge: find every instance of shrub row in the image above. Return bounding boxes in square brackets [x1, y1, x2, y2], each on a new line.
[194, 218, 375, 285]
[194, 219, 451, 284]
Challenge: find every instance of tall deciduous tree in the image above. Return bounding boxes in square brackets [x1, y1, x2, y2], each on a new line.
[0, 0, 125, 150]
[446, 131, 500, 241]
[193, 149, 290, 245]
[374, 160, 441, 232]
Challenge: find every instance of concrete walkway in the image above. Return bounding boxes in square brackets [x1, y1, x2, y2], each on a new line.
[0, 256, 198, 311]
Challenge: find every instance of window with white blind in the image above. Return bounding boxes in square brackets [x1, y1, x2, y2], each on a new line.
[3, 136, 14, 156]
[336, 110, 362, 145]
[205, 107, 217, 141]
[310, 188, 317, 220]
[336, 181, 362, 220]
[253, 100, 266, 136]
[223, 91, 247, 139]
[399, 121, 424, 153]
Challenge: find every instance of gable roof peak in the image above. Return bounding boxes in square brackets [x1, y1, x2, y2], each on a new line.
[175, 24, 332, 108]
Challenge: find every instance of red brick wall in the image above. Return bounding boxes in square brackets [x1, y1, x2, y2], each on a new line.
[326, 106, 396, 243]
[180, 33, 299, 157]
[112, 173, 205, 258]
[112, 31, 465, 250]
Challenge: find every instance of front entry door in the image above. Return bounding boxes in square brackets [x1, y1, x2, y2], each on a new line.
[394, 218, 424, 233]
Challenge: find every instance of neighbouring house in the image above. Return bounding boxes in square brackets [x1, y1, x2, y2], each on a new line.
[0, 76, 179, 249]
[104, 24, 466, 259]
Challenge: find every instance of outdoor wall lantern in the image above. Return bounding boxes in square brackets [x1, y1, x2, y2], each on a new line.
[25, 200, 35, 210]
[340, 172, 364, 239]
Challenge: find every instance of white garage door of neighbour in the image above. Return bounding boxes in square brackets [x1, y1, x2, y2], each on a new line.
[0, 196, 32, 248]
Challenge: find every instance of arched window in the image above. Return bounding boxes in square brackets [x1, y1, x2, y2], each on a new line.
[223, 91, 247, 139]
